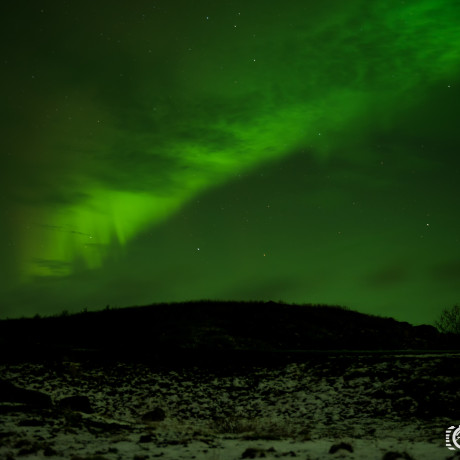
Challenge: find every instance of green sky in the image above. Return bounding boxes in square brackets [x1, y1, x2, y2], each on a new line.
[1, 0, 460, 324]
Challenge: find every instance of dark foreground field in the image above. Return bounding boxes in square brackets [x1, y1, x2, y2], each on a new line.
[1, 302, 459, 459]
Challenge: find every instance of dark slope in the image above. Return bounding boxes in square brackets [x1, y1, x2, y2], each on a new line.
[0, 301, 457, 364]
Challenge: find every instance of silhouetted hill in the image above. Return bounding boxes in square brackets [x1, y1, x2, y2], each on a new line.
[0, 301, 458, 364]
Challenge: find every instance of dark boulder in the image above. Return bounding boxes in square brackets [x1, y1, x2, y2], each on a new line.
[382, 452, 414, 460]
[0, 379, 52, 407]
[241, 447, 276, 458]
[139, 434, 154, 443]
[329, 442, 353, 454]
[58, 395, 93, 413]
[141, 407, 166, 422]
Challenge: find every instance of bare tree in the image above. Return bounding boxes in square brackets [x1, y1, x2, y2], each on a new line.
[435, 305, 460, 335]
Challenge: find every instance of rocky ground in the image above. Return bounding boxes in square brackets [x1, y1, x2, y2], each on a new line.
[1, 352, 460, 460]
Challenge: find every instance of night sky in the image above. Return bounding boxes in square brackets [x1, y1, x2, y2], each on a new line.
[2, 0, 460, 323]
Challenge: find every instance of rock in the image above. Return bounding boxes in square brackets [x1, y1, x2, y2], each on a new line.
[382, 452, 414, 460]
[139, 434, 154, 443]
[14, 439, 40, 456]
[328, 442, 353, 454]
[141, 407, 166, 422]
[392, 396, 418, 414]
[58, 395, 93, 413]
[64, 410, 83, 428]
[0, 379, 52, 407]
[241, 447, 276, 458]
[86, 418, 129, 432]
[417, 396, 456, 418]
[43, 445, 58, 456]
[18, 446, 40, 456]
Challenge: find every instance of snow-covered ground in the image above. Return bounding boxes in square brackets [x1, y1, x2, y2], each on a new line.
[1, 353, 459, 459]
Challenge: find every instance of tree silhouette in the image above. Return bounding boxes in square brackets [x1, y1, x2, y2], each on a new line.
[435, 305, 460, 335]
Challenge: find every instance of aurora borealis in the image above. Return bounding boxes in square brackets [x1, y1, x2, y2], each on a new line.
[1, 0, 460, 323]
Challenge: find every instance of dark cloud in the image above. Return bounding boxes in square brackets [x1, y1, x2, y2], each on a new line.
[32, 259, 73, 276]
[431, 260, 460, 282]
[93, 149, 183, 193]
[34, 224, 93, 237]
[365, 266, 408, 288]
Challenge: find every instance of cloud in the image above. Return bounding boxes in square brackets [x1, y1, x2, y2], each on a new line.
[431, 260, 460, 282]
[32, 259, 73, 277]
[365, 266, 408, 288]
[35, 224, 92, 236]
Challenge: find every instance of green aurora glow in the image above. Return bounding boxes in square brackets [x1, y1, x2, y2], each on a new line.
[1, 0, 460, 322]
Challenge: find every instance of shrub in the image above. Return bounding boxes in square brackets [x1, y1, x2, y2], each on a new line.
[435, 305, 460, 335]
